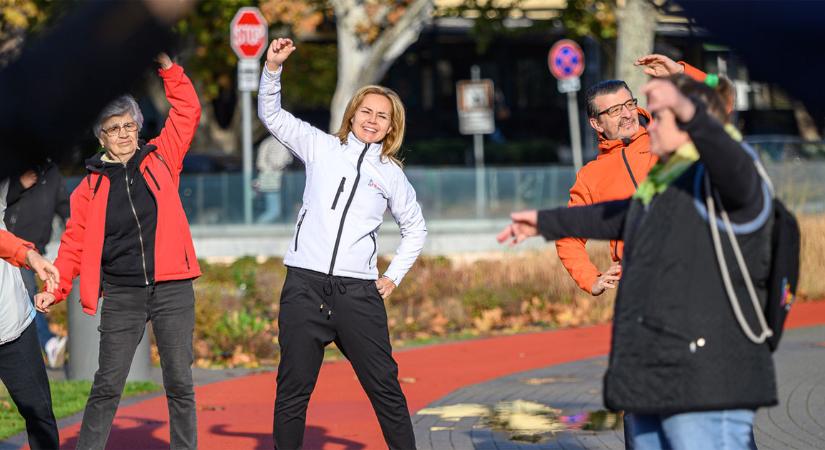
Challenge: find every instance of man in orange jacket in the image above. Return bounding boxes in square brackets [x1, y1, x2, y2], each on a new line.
[556, 56, 707, 296]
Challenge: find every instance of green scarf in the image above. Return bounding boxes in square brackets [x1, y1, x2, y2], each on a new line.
[633, 124, 743, 205]
[633, 142, 699, 205]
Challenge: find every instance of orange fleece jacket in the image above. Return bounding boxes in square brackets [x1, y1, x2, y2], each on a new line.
[0, 229, 34, 268]
[555, 108, 656, 293]
[556, 63, 708, 294]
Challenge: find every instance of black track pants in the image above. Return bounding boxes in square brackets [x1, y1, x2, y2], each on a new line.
[273, 267, 416, 450]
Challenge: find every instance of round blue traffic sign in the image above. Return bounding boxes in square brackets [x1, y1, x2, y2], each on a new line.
[548, 39, 585, 80]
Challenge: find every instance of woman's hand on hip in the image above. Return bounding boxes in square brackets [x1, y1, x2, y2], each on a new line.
[375, 276, 396, 300]
[265, 38, 296, 72]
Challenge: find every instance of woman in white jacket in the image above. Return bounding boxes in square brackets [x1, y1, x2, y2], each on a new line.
[0, 178, 60, 449]
[258, 38, 426, 450]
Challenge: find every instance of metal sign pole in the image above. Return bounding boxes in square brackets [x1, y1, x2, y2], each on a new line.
[470, 65, 486, 219]
[230, 7, 267, 224]
[242, 89, 253, 224]
[548, 39, 585, 171]
[567, 91, 583, 171]
[237, 58, 261, 224]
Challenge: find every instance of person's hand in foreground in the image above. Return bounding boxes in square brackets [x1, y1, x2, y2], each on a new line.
[591, 262, 622, 296]
[496, 210, 539, 246]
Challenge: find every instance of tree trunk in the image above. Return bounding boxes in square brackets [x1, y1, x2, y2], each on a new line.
[329, 27, 370, 132]
[328, 0, 433, 132]
[615, 0, 657, 97]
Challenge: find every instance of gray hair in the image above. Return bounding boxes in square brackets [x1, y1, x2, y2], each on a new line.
[92, 95, 144, 138]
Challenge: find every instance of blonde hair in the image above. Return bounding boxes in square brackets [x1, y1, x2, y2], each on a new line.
[335, 85, 406, 167]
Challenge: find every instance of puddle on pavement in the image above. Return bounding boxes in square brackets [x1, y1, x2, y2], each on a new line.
[417, 400, 623, 443]
[521, 376, 579, 385]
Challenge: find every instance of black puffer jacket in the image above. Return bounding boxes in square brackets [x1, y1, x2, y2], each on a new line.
[4, 161, 70, 253]
[537, 103, 776, 414]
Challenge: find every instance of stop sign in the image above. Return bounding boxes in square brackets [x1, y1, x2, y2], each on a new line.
[230, 7, 268, 59]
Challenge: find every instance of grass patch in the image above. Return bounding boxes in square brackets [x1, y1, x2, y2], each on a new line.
[0, 380, 159, 440]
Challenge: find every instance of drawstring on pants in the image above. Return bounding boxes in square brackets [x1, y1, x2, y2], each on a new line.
[320, 277, 347, 320]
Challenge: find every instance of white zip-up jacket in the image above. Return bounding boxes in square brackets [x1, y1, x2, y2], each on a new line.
[0, 179, 35, 345]
[258, 66, 427, 285]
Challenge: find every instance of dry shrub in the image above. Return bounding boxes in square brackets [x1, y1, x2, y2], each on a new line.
[798, 214, 825, 300]
[50, 214, 825, 366]
[386, 241, 617, 341]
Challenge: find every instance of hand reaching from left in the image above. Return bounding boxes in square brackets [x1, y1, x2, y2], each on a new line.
[25, 250, 59, 293]
[35, 292, 56, 314]
[496, 210, 539, 246]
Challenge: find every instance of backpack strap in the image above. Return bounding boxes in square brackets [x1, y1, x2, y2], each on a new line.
[705, 173, 773, 344]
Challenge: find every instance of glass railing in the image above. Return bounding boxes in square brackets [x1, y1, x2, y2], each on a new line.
[64, 160, 825, 226]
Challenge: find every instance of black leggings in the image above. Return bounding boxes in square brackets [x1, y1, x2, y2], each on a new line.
[274, 267, 416, 450]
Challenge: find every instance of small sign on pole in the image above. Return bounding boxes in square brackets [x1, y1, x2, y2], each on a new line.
[557, 77, 581, 94]
[238, 58, 261, 91]
[230, 7, 268, 224]
[456, 79, 495, 136]
[457, 66, 493, 218]
[548, 39, 585, 171]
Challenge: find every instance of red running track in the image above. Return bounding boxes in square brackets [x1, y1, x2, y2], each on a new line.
[46, 300, 825, 450]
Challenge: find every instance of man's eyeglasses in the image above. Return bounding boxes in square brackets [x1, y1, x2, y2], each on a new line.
[102, 122, 138, 137]
[596, 99, 638, 118]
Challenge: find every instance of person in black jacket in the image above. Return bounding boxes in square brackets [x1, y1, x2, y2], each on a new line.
[5, 161, 70, 367]
[498, 75, 773, 450]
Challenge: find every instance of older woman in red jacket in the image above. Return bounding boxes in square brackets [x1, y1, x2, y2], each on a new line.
[36, 53, 201, 450]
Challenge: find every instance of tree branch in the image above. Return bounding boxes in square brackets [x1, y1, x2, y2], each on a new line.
[359, 0, 433, 84]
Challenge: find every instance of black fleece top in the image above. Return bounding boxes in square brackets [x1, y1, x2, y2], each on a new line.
[90, 146, 157, 287]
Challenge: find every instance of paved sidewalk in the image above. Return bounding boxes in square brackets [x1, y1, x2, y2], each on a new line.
[3, 301, 825, 449]
[412, 325, 825, 449]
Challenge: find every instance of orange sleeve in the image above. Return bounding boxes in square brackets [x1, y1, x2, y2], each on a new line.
[555, 174, 600, 293]
[0, 229, 35, 268]
[678, 61, 707, 82]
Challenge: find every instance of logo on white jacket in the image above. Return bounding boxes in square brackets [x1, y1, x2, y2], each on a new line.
[368, 179, 387, 196]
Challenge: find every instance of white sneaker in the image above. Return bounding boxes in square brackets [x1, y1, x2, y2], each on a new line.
[45, 335, 68, 369]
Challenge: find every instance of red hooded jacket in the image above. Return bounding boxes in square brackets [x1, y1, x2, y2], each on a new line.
[52, 64, 201, 314]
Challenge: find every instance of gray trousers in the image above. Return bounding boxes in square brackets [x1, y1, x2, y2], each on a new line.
[77, 279, 196, 450]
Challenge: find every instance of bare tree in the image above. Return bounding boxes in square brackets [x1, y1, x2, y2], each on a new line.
[328, 0, 433, 131]
[615, 0, 657, 95]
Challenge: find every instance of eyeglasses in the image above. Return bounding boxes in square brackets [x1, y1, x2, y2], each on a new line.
[102, 122, 138, 137]
[596, 98, 638, 118]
